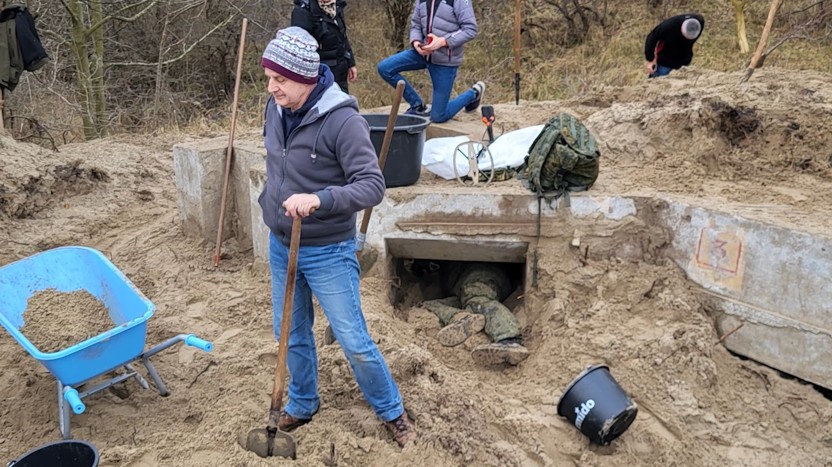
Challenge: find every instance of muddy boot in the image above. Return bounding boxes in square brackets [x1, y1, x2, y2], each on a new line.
[422, 296, 462, 326]
[436, 312, 486, 347]
[466, 297, 522, 343]
[471, 338, 530, 366]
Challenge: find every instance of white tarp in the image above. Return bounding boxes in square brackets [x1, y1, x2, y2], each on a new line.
[421, 125, 545, 180]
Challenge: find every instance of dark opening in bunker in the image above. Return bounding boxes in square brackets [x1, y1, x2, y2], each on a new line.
[392, 258, 527, 311]
[385, 238, 529, 312]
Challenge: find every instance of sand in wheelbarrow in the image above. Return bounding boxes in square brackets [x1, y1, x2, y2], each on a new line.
[21, 289, 113, 353]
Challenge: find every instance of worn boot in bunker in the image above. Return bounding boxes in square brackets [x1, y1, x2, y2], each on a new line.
[422, 296, 463, 326]
[436, 312, 486, 347]
[471, 338, 530, 366]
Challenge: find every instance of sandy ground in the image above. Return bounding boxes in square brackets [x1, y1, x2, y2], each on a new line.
[1, 67, 832, 466]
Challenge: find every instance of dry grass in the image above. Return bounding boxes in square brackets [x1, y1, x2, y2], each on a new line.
[6, 0, 832, 142]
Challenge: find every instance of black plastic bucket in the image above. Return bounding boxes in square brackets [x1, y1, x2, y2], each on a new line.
[556, 364, 638, 445]
[8, 440, 99, 467]
[361, 114, 430, 188]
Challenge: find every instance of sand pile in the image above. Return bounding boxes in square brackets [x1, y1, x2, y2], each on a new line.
[21, 289, 113, 353]
[0, 68, 831, 466]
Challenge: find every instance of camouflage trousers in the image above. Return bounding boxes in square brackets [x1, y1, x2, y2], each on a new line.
[424, 295, 521, 343]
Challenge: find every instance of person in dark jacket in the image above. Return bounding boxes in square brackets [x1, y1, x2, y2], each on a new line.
[259, 27, 416, 448]
[644, 13, 704, 78]
[376, 0, 483, 123]
[291, 0, 357, 93]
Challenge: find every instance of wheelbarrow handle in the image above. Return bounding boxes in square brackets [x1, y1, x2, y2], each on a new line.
[185, 335, 214, 352]
[63, 387, 85, 414]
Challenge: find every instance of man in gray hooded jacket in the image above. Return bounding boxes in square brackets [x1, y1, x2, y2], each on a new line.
[258, 26, 416, 448]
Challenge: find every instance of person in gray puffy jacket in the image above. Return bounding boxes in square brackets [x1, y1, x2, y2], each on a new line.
[258, 26, 416, 448]
[377, 0, 484, 123]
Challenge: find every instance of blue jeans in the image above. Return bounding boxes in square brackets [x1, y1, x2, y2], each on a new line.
[649, 65, 673, 79]
[377, 48, 477, 123]
[268, 232, 404, 422]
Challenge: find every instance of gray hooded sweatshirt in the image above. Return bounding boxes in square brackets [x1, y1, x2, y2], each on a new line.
[258, 82, 385, 246]
[410, 0, 478, 67]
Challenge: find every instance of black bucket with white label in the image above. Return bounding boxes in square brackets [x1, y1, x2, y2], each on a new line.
[7, 440, 99, 467]
[556, 364, 638, 445]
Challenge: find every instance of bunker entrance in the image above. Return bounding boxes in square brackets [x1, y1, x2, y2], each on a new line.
[393, 258, 526, 310]
[385, 238, 529, 311]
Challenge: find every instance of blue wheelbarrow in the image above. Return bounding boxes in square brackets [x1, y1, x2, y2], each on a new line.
[0, 246, 214, 439]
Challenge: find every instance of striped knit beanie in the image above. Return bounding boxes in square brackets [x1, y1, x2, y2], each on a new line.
[261, 27, 319, 84]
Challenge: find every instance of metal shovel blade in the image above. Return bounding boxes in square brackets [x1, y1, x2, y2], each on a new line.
[245, 427, 296, 459]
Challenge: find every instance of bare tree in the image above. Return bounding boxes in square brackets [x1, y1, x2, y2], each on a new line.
[543, 0, 609, 46]
[741, 0, 832, 83]
[732, 0, 750, 53]
[61, 0, 161, 139]
[380, 0, 413, 49]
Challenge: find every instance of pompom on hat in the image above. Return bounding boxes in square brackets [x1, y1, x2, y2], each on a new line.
[261, 26, 320, 84]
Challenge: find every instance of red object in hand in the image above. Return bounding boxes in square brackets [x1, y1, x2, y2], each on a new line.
[426, 36, 433, 45]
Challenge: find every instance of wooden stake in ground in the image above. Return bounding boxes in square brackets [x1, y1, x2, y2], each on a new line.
[715, 322, 745, 345]
[213, 18, 248, 267]
[513, 0, 521, 105]
[740, 0, 782, 83]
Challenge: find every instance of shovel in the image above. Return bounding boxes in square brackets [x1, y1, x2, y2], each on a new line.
[245, 216, 302, 459]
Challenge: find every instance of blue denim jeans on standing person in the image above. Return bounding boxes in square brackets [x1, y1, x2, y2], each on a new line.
[649, 65, 673, 79]
[268, 231, 404, 423]
[377, 48, 477, 123]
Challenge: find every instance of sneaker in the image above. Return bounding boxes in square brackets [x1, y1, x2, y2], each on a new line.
[384, 411, 417, 447]
[436, 312, 486, 347]
[404, 104, 430, 117]
[465, 81, 485, 112]
[471, 341, 529, 366]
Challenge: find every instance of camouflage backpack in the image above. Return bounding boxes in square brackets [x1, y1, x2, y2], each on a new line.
[517, 113, 600, 202]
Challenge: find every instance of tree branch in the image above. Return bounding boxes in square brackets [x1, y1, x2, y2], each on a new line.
[221, 0, 268, 31]
[107, 13, 237, 67]
[85, 0, 159, 39]
[58, 0, 80, 25]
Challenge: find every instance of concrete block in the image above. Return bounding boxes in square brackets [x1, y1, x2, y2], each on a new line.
[426, 120, 483, 140]
[232, 141, 266, 249]
[172, 137, 231, 243]
[249, 163, 269, 262]
[660, 202, 832, 388]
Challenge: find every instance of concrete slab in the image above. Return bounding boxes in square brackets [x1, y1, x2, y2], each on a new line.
[425, 120, 483, 141]
[173, 136, 832, 390]
[232, 141, 266, 249]
[661, 203, 832, 388]
[248, 163, 269, 262]
[172, 137, 231, 243]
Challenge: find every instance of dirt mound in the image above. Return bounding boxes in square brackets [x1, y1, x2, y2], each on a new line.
[0, 137, 109, 219]
[1, 68, 832, 466]
[440, 67, 832, 212]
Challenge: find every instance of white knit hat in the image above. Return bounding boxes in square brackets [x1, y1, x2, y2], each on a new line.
[681, 18, 702, 41]
[261, 26, 320, 84]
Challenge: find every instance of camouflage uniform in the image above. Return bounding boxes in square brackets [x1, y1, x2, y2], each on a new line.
[423, 262, 529, 365]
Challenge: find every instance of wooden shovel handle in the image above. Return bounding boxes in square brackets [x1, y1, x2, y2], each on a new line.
[376, 80, 406, 173]
[357, 80, 406, 239]
[269, 216, 302, 422]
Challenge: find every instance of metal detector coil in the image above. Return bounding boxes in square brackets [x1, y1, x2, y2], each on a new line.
[453, 105, 497, 186]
